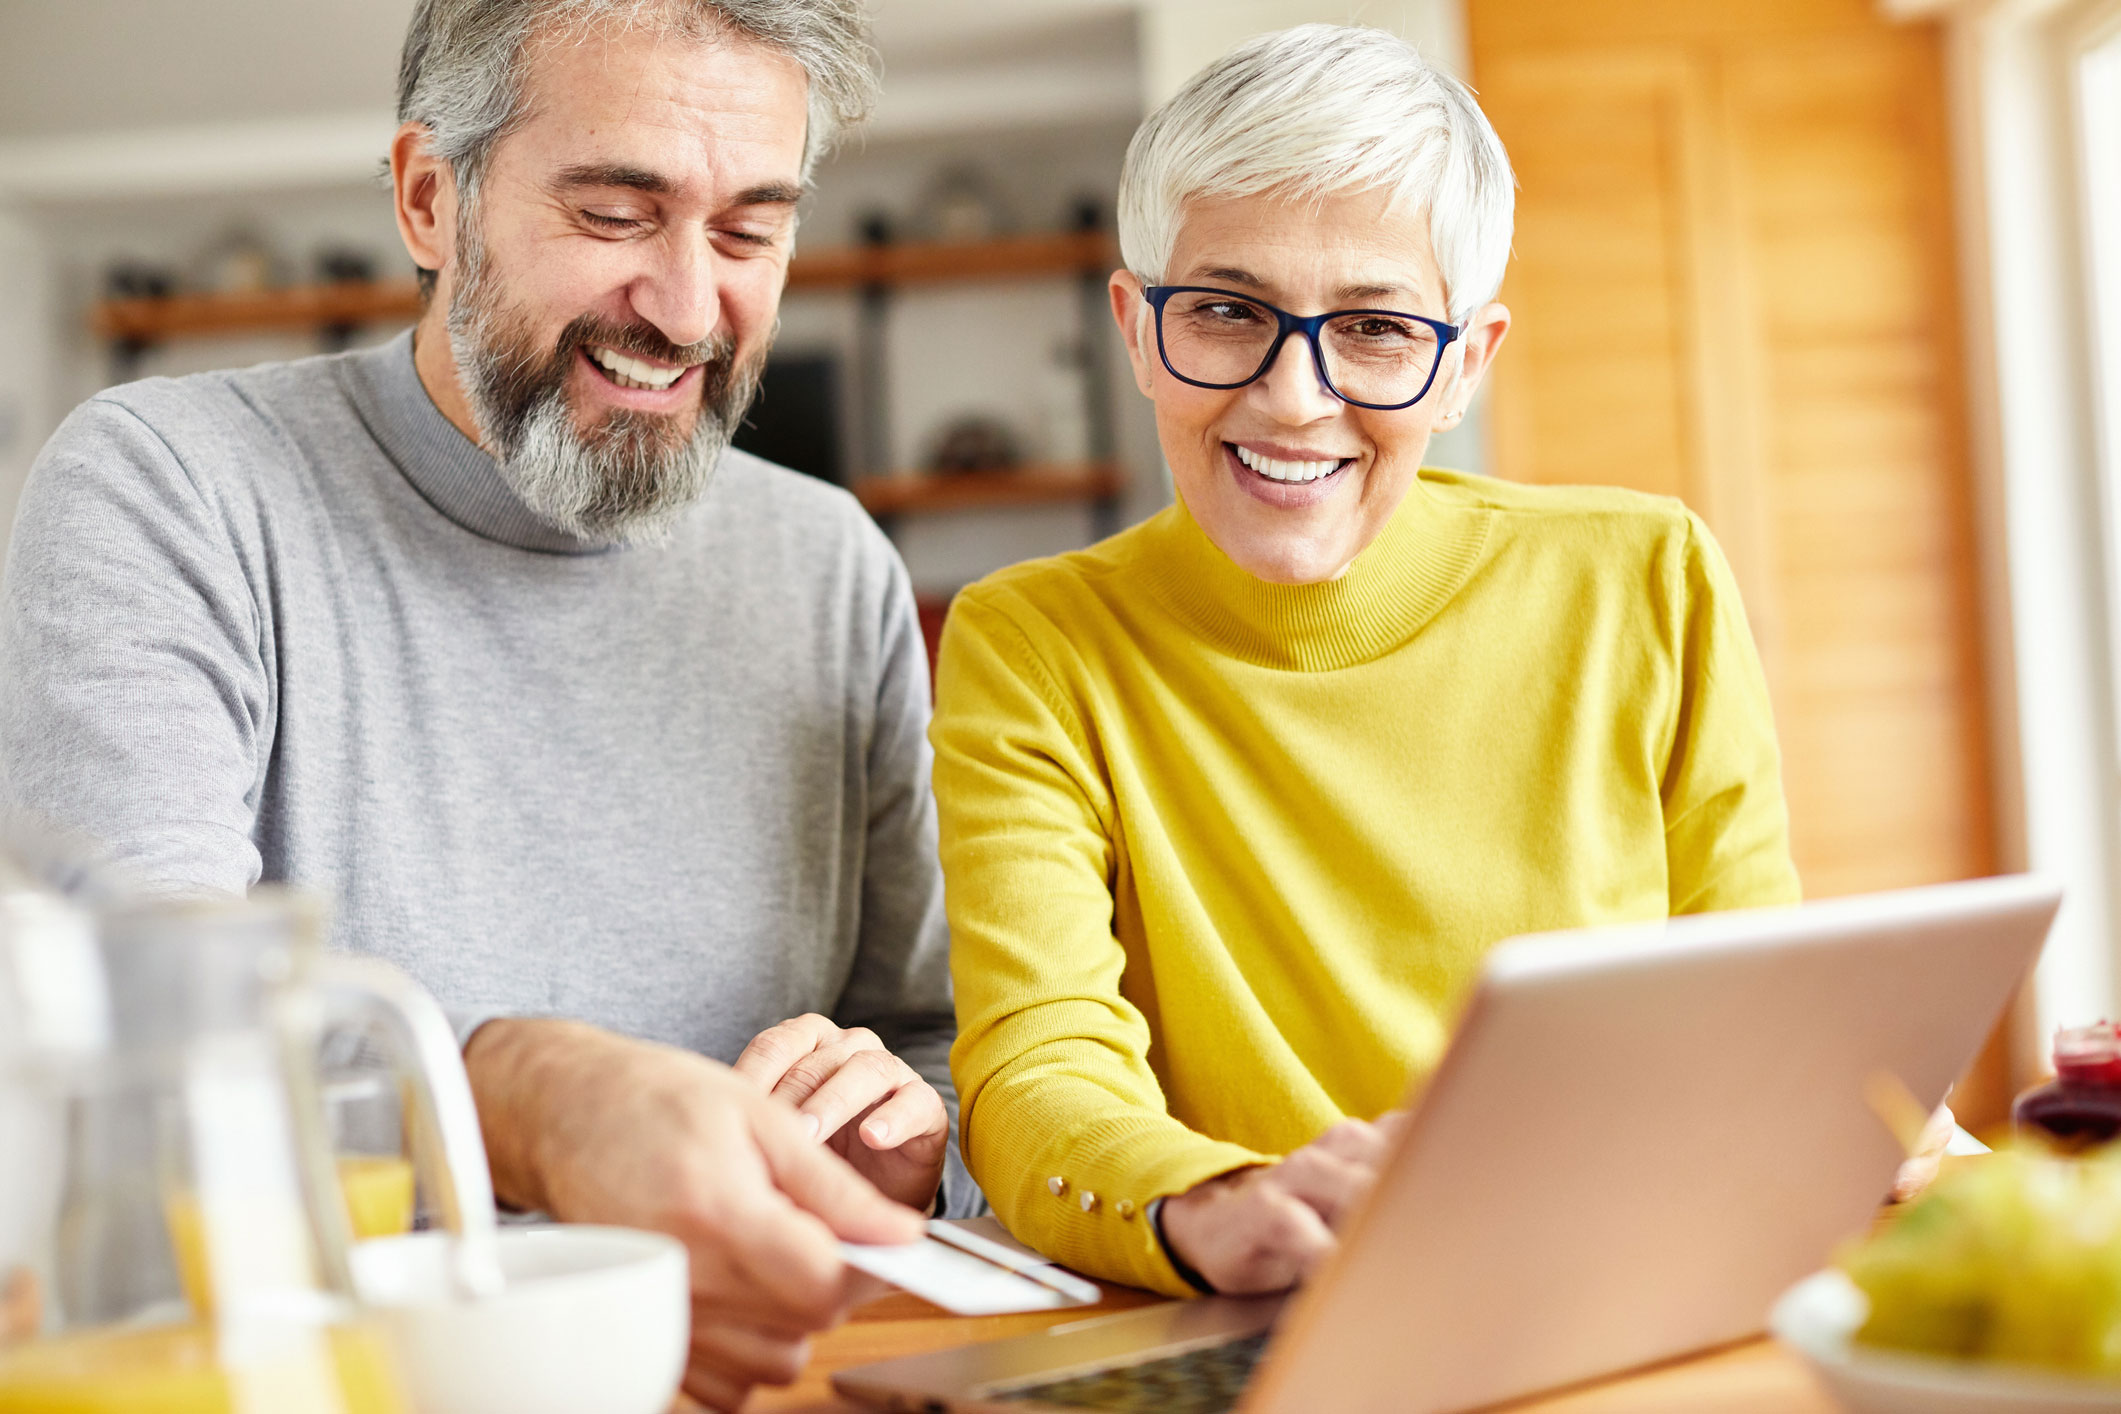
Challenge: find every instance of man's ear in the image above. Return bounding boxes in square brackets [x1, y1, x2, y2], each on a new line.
[390, 121, 458, 288]
[1108, 270, 1158, 400]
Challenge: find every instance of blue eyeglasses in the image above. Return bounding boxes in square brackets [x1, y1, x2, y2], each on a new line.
[1143, 285, 1461, 411]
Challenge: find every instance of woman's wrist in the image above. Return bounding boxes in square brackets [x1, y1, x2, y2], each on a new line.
[1148, 1195, 1217, 1294]
[1157, 1168, 1266, 1293]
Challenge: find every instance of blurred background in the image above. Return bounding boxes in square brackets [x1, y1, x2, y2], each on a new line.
[0, 0, 2116, 1120]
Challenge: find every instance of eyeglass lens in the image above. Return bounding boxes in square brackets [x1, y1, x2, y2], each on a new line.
[1158, 291, 1443, 406]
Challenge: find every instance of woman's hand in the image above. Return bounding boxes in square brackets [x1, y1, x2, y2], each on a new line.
[1888, 1103, 1958, 1203]
[734, 1014, 949, 1213]
[1160, 1114, 1406, 1295]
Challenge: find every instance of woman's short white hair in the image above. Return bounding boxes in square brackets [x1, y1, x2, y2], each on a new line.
[1118, 24, 1515, 326]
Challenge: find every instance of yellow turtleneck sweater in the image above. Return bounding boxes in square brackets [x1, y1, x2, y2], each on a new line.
[932, 470, 1800, 1295]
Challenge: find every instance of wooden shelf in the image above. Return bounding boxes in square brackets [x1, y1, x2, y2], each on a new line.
[86, 232, 1115, 343]
[853, 463, 1124, 516]
[786, 231, 1116, 291]
[92, 279, 424, 342]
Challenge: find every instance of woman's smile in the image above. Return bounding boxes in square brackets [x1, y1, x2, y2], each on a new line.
[1223, 440, 1359, 508]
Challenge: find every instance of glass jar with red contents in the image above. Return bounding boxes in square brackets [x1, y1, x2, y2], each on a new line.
[2013, 1021, 2121, 1150]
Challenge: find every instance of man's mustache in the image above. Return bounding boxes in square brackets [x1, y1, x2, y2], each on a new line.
[557, 314, 731, 373]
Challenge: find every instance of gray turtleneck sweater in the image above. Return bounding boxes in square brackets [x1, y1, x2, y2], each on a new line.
[0, 332, 973, 1211]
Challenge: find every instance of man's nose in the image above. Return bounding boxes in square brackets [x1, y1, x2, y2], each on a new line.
[1249, 329, 1341, 423]
[629, 230, 721, 349]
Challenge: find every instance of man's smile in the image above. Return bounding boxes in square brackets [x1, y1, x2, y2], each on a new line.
[574, 345, 705, 410]
[587, 344, 689, 391]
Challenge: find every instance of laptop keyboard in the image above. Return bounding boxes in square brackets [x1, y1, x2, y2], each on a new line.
[990, 1332, 1269, 1413]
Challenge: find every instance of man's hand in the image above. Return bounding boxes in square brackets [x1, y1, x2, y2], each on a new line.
[1, 1267, 37, 1344]
[733, 1014, 949, 1213]
[1159, 1114, 1406, 1296]
[465, 1019, 923, 1412]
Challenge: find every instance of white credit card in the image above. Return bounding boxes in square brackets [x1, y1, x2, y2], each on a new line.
[840, 1220, 1103, 1316]
[1946, 1124, 1991, 1156]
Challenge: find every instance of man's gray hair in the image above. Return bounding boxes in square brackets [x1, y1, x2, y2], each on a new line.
[399, 0, 877, 283]
[1118, 24, 1515, 326]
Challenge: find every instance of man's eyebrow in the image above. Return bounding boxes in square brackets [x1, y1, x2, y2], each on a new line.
[552, 166, 802, 212]
[731, 181, 804, 208]
[554, 162, 676, 194]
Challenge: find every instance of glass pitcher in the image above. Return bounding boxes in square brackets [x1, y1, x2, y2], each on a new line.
[0, 882, 501, 1414]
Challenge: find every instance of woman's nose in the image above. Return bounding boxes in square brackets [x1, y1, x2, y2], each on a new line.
[1250, 330, 1341, 423]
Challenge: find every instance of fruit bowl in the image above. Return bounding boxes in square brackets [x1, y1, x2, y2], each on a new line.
[1772, 1270, 2121, 1413]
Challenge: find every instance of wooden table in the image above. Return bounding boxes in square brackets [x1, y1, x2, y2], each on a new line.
[730, 1284, 1841, 1413]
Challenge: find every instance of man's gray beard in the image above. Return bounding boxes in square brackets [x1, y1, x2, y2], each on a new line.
[444, 221, 764, 547]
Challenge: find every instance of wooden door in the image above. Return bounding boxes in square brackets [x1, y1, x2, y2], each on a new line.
[1470, 0, 1994, 902]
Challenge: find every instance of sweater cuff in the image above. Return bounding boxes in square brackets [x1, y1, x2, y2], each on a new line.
[975, 1108, 1266, 1297]
[446, 1006, 514, 1054]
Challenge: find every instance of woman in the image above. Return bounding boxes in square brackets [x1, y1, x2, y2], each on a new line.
[933, 24, 1800, 1299]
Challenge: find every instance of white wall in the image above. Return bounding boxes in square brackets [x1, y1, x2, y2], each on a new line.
[1139, 0, 1466, 102]
[0, 1, 409, 139]
[0, 213, 53, 554]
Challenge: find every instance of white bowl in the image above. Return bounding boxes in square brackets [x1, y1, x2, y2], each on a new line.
[350, 1225, 689, 1414]
[1771, 1270, 2121, 1413]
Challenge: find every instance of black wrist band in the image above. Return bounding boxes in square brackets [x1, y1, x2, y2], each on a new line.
[1148, 1196, 1216, 1295]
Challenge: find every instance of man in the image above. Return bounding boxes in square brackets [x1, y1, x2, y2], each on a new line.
[0, 1, 969, 1406]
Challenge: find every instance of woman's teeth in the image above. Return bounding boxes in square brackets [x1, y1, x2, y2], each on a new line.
[1233, 444, 1345, 483]
[590, 346, 684, 391]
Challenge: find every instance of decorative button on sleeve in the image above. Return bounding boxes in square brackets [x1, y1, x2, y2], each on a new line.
[1078, 1190, 1099, 1214]
[1048, 1176, 1068, 1198]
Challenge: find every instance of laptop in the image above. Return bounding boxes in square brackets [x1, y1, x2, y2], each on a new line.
[834, 874, 2061, 1414]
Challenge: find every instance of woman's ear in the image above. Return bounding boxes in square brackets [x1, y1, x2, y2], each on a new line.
[1445, 300, 1512, 415]
[1108, 270, 1159, 399]
[390, 121, 459, 291]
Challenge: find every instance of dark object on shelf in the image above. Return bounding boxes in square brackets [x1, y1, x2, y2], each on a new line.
[316, 247, 378, 285]
[191, 226, 284, 295]
[1070, 197, 1103, 233]
[920, 168, 1012, 244]
[105, 261, 175, 301]
[733, 353, 845, 486]
[926, 416, 1021, 475]
[858, 211, 894, 247]
[314, 248, 386, 350]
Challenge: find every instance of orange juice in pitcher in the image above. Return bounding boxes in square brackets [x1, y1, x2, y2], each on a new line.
[0, 888, 505, 1414]
[337, 1155, 418, 1243]
[0, 1320, 405, 1414]
[166, 1155, 419, 1318]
